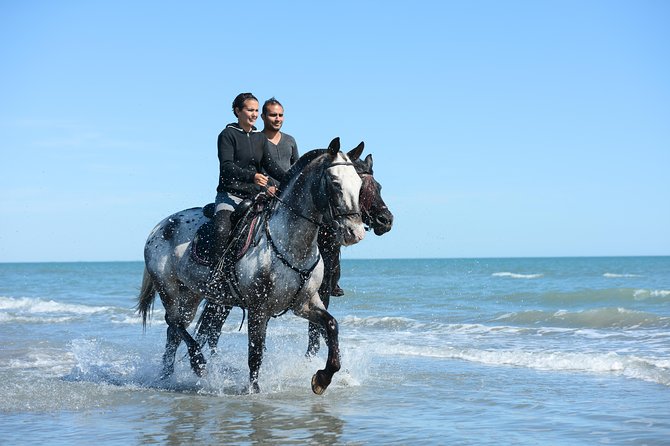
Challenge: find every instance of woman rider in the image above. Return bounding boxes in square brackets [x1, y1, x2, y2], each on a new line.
[211, 92, 287, 261]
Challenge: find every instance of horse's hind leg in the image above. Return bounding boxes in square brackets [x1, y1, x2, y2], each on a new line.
[247, 312, 269, 393]
[161, 321, 207, 378]
[173, 322, 207, 376]
[159, 286, 207, 377]
[161, 324, 181, 379]
[195, 301, 232, 356]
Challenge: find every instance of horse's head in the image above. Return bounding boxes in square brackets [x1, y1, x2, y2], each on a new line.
[318, 138, 366, 246]
[347, 142, 394, 236]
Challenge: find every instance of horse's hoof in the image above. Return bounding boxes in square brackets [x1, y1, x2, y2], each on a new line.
[311, 370, 331, 395]
[247, 382, 260, 394]
[190, 353, 207, 377]
[160, 365, 174, 381]
[191, 361, 207, 378]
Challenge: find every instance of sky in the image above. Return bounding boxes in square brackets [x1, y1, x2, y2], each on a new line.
[1, 1, 669, 262]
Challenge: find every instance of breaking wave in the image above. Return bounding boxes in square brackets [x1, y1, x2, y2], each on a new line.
[0, 295, 141, 324]
[396, 345, 670, 387]
[493, 307, 669, 329]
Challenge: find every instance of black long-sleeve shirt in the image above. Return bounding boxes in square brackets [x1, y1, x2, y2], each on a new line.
[216, 123, 286, 198]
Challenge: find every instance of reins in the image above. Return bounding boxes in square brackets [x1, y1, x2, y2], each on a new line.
[269, 192, 321, 226]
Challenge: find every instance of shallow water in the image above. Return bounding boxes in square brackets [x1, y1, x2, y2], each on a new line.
[1, 257, 669, 444]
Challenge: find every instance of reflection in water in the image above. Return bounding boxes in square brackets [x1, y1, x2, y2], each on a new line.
[136, 393, 346, 445]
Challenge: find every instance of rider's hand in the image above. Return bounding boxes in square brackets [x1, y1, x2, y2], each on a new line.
[254, 173, 268, 187]
[266, 186, 277, 196]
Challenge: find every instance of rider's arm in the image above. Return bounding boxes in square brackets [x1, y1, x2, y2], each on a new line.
[290, 136, 299, 166]
[218, 129, 256, 185]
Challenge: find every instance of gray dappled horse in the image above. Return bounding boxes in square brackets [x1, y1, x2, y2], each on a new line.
[137, 138, 365, 394]
[195, 143, 394, 357]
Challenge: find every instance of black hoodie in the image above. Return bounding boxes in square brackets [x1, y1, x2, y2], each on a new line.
[216, 123, 286, 198]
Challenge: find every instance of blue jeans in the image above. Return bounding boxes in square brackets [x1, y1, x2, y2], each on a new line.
[214, 191, 243, 213]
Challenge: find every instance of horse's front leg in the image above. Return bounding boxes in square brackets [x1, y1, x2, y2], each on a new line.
[307, 321, 321, 357]
[298, 298, 341, 395]
[247, 311, 269, 393]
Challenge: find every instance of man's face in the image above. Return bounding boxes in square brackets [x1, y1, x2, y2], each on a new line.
[262, 104, 284, 131]
[237, 99, 259, 129]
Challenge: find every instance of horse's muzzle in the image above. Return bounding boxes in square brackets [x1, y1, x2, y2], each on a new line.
[370, 208, 394, 236]
[335, 215, 366, 246]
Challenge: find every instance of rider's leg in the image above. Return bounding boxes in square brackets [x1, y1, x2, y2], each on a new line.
[211, 191, 242, 262]
[317, 225, 345, 297]
[211, 209, 232, 261]
[331, 254, 344, 296]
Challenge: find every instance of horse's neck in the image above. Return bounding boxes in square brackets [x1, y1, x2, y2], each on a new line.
[268, 204, 320, 265]
[268, 179, 322, 265]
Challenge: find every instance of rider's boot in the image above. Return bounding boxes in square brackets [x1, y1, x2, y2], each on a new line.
[207, 210, 233, 294]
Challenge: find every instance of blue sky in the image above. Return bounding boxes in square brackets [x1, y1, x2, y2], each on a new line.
[1, 1, 668, 262]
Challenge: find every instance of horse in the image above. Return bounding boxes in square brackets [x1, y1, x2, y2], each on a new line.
[194, 143, 394, 357]
[137, 138, 365, 394]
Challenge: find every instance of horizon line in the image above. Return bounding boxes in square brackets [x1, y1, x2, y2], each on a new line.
[1, 254, 669, 265]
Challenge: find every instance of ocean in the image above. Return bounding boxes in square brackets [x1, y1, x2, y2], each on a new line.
[1, 257, 669, 445]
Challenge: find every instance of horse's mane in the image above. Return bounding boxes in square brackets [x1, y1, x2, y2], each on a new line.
[281, 148, 329, 189]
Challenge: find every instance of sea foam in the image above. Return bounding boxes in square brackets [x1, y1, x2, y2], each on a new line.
[492, 272, 543, 279]
[633, 289, 670, 300]
[0, 296, 111, 315]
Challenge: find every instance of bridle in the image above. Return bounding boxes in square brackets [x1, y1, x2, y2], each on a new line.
[268, 160, 362, 229]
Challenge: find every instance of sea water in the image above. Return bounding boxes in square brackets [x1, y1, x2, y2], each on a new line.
[1, 257, 669, 445]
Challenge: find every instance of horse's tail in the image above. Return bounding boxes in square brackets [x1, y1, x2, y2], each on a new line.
[137, 267, 157, 332]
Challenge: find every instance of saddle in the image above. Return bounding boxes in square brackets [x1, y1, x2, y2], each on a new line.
[191, 195, 269, 267]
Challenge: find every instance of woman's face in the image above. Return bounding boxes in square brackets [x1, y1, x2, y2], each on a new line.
[236, 99, 259, 131]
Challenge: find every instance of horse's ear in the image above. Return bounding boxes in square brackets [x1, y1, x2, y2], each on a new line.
[363, 153, 373, 172]
[327, 137, 340, 156]
[347, 142, 364, 161]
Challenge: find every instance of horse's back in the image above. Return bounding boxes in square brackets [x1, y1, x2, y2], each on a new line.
[145, 207, 208, 276]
